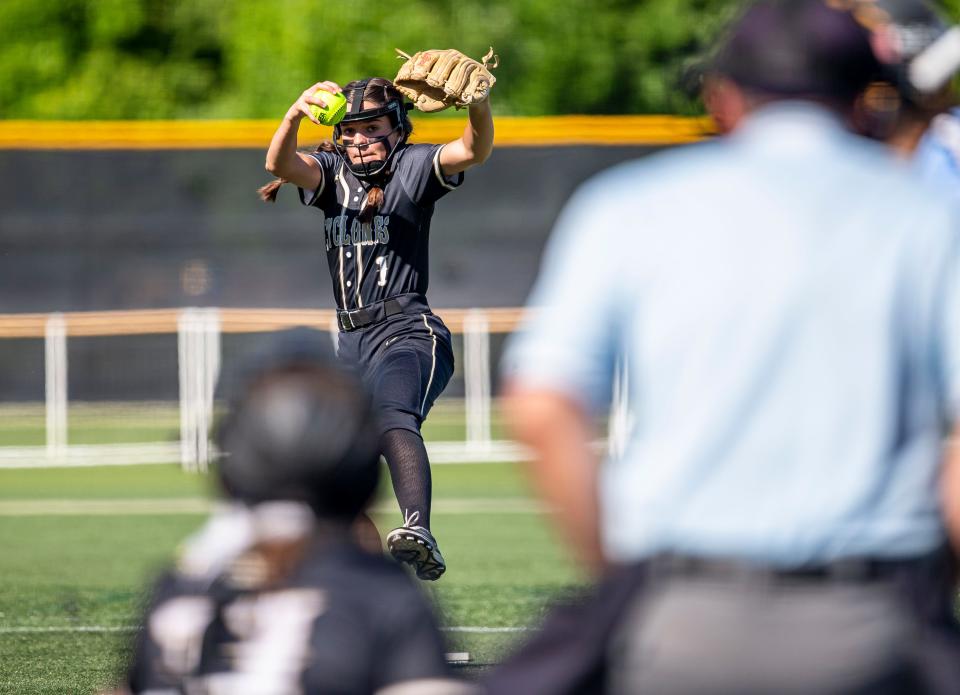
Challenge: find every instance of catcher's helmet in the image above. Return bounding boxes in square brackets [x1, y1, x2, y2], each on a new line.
[333, 78, 412, 180]
[214, 328, 380, 520]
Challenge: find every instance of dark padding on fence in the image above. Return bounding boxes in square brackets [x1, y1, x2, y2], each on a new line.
[0, 144, 683, 312]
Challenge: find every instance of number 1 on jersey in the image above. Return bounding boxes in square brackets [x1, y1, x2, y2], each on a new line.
[375, 257, 388, 287]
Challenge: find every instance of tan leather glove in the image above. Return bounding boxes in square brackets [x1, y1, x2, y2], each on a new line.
[394, 47, 499, 113]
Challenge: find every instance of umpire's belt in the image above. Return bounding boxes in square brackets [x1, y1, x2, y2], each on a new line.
[646, 553, 927, 584]
[337, 293, 428, 332]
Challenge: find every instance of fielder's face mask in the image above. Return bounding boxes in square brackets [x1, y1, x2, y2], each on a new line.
[845, 0, 960, 140]
[333, 79, 410, 180]
[865, 0, 960, 107]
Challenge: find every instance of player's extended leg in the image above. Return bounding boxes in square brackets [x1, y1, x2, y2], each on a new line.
[380, 428, 433, 531]
[381, 429, 446, 580]
[367, 333, 453, 580]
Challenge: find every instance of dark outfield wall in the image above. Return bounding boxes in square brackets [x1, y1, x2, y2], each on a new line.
[0, 145, 675, 313]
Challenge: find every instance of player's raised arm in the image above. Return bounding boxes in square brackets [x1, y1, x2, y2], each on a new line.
[439, 99, 494, 176]
[264, 81, 342, 191]
[393, 47, 498, 175]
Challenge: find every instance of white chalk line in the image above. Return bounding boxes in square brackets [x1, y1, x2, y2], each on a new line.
[0, 497, 544, 517]
[441, 626, 531, 634]
[0, 626, 136, 634]
[0, 625, 531, 635]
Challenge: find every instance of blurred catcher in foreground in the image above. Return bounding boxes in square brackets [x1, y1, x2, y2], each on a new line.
[119, 329, 470, 695]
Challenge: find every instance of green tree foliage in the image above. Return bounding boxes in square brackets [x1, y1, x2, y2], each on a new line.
[0, 0, 738, 118]
[3, 0, 955, 120]
[0, 1, 227, 118]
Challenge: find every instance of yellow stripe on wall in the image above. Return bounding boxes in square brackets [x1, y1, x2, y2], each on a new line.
[0, 116, 715, 150]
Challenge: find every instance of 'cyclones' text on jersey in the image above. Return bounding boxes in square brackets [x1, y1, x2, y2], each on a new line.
[299, 143, 462, 311]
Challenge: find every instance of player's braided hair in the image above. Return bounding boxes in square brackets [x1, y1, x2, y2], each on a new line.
[256, 141, 335, 204]
[258, 78, 413, 225]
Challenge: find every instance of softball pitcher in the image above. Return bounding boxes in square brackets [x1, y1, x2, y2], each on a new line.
[259, 50, 496, 580]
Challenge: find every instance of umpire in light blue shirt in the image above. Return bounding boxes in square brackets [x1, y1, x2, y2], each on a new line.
[496, 0, 960, 693]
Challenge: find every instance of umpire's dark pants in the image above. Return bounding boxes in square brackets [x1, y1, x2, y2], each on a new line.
[485, 548, 960, 695]
[335, 293, 454, 437]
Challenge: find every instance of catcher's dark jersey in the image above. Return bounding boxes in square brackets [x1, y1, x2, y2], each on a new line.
[299, 143, 463, 311]
[127, 539, 456, 694]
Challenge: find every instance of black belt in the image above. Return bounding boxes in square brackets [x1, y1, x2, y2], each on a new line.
[337, 297, 406, 332]
[646, 553, 922, 584]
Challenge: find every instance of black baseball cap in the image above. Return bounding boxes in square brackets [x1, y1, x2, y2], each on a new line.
[710, 0, 884, 99]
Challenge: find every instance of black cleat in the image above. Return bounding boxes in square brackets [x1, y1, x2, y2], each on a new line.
[386, 524, 446, 581]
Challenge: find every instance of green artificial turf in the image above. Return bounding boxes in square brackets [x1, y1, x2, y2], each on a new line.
[0, 462, 580, 694]
[0, 401, 508, 448]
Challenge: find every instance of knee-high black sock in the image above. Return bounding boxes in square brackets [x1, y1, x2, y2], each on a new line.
[380, 428, 432, 530]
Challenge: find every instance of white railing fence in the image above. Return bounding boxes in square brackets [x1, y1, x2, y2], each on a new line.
[178, 308, 221, 473]
[463, 309, 492, 454]
[44, 313, 68, 464]
[0, 307, 532, 470]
